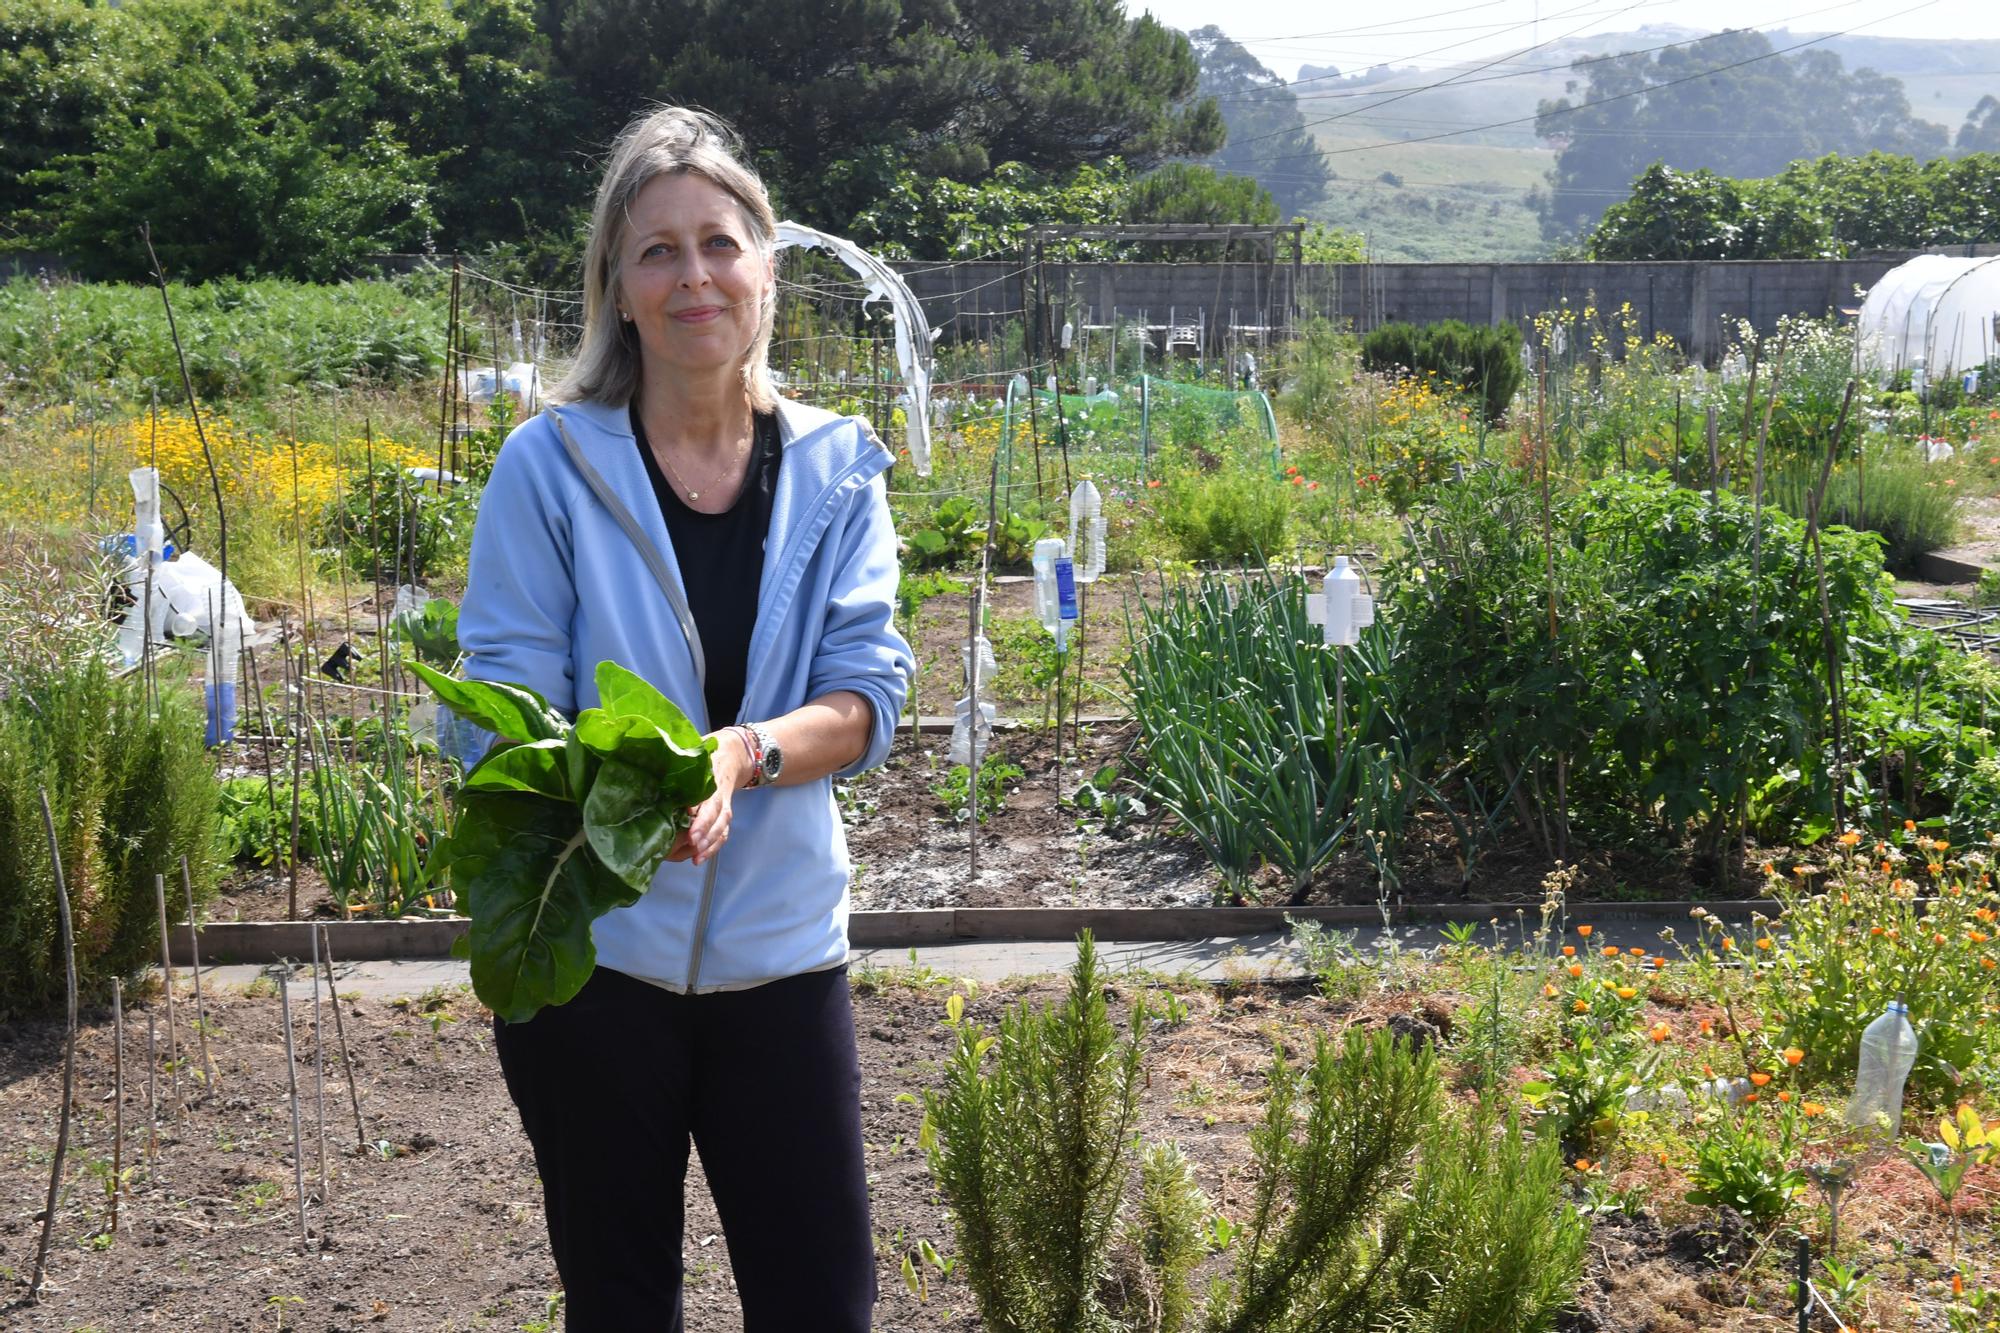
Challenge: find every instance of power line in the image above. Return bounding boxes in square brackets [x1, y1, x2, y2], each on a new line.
[1233, 0, 1945, 166]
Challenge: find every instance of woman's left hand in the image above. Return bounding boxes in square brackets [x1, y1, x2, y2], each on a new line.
[665, 729, 753, 866]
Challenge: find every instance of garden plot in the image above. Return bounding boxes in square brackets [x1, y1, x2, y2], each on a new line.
[3, 946, 1991, 1330]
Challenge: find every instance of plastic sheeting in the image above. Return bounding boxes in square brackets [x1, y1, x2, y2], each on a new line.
[1857, 255, 2000, 378]
[773, 222, 938, 474]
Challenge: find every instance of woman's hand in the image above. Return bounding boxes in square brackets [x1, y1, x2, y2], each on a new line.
[665, 728, 754, 866]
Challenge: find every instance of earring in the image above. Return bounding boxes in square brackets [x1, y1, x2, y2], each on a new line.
[620, 311, 632, 322]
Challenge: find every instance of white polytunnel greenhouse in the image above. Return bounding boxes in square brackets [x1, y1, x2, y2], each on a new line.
[1855, 254, 2000, 380]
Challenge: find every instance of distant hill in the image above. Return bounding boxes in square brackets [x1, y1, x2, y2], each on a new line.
[1279, 26, 1995, 260]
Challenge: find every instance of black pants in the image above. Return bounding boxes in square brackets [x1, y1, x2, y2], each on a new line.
[495, 964, 877, 1331]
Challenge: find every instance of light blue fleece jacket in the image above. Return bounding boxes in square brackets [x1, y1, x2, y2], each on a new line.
[456, 395, 912, 994]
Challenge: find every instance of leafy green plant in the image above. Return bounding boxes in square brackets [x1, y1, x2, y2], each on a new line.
[1156, 467, 1290, 565]
[391, 596, 461, 669]
[322, 461, 478, 582]
[904, 496, 985, 569]
[414, 660, 716, 1023]
[215, 775, 320, 868]
[1683, 1110, 1806, 1227]
[1069, 763, 1147, 835]
[1765, 450, 1963, 575]
[992, 510, 1052, 568]
[931, 760, 1024, 824]
[1361, 319, 1523, 424]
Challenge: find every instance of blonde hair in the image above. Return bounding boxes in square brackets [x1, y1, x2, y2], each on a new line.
[552, 106, 779, 411]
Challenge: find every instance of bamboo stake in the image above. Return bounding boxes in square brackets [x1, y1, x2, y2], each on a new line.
[111, 977, 124, 1235]
[310, 928, 328, 1202]
[145, 1013, 159, 1164]
[278, 969, 310, 1246]
[287, 628, 307, 922]
[152, 873, 183, 1114]
[319, 923, 368, 1150]
[28, 788, 79, 1303]
[179, 856, 219, 1092]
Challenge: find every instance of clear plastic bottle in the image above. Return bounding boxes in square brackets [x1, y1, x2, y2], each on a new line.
[1846, 1000, 1918, 1137]
[1068, 480, 1105, 584]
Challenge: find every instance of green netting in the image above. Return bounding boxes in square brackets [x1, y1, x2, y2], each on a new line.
[995, 375, 1279, 514]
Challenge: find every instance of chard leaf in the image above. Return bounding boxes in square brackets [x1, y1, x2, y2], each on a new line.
[409, 661, 564, 743]
[583, 757, 690, 890]
[593, 660, 708, 749]
[446, 791, 649, 1023]
[464, 737, 578, 800]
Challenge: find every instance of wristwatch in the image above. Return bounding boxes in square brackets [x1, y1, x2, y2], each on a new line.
[744, 721, 783, 787]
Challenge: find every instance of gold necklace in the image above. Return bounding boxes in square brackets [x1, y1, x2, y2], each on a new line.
[653, 426, 751, 503]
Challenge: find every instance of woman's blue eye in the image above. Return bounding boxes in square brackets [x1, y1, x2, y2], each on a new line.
[707, 235, 739, 249]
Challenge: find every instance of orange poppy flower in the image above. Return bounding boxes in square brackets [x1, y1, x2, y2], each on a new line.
[1562, 945, 1576, 957]
[1784, 1048, 1804, 1065]
[1616, 986, 1637, 999]
[1577, 925, 1593, 938]
[1603, 946, 1620, 957]
[1779, 1090, 1793, 1103]
[1750, 1072, 1772, 1087]
[1567, 964, 1583, 978]
[1802, 1102, 1825, 1117]
[1756, 937, 1773, 950]
[1573, 1000, 1590, 1013]
[1574, 1158, 1592, 1171]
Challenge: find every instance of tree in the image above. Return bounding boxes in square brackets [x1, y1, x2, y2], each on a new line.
[32, 0, 442, 280]
[1961, 95, 2000, 154]
[1536, 29, 1949, 242]
[1586, 151, 2000, 259]
[0, 1, 135, 241]
[1185, 24, 1331, 219]
[532, 0, 1222, 230]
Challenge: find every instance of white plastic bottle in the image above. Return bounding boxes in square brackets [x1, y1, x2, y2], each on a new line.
[1323, 556, 1361, 647]
[1846, 1000, 1918, 1137]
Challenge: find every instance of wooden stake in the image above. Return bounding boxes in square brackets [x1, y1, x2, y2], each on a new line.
[152, 872, 183, 1114]
[319, 924, 368, 1150]
[179, 856, 219, 1092]
[111, 977, 125, 1235]
[29, 788, 79, 1303]
[277, 969, 310, 1246]
[310, 929, 328, 1202]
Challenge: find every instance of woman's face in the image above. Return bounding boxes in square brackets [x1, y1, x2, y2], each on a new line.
[617, 172, 772, 391]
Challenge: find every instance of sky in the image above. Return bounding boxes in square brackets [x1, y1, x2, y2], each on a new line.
[1137, 0, 2000, 77]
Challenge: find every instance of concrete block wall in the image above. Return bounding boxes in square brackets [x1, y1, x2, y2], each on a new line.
[893, 257, 1913, 363]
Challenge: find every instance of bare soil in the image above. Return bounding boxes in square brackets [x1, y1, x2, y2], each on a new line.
[3, 974, 1987, 1331]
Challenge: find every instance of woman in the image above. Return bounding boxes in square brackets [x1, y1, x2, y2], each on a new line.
[456, 106, 911, 1329]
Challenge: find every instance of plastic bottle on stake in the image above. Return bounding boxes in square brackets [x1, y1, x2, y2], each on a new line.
[1323, 556, 1361, 647]
[1846, 1000, 1918, 1137]
[1068, 481, 1105, 584]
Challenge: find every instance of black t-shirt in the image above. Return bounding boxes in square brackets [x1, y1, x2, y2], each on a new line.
[631, 403, 782, 729]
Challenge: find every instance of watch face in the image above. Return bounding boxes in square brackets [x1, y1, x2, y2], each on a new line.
[761, 745, 783, 781]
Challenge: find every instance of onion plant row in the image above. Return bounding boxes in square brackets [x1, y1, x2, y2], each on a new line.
[1122, 569, 1417, 904]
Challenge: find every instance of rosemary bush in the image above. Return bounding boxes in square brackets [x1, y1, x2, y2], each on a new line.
[922, 933, 1588, 1333]
[0, 656, 218, 1015]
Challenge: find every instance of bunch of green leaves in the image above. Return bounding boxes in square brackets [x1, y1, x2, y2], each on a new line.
[1905, 1105, 1997, 1266]
[1764, 448, 1963, 575]
[415, 660, 715, 1023]
[932, 760, 1024, 824]
[1123, 569, 1417, 903]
